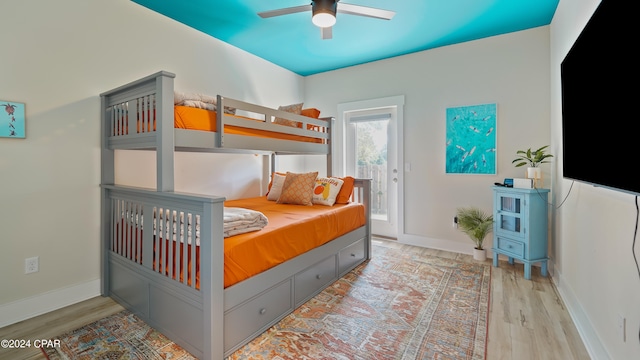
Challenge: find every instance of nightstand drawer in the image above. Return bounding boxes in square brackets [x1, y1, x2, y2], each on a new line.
[496, 237, 525, 258]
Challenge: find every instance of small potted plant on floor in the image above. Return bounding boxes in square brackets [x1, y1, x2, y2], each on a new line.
[456, 206, 494, 261]
[511, 145, 553, 181]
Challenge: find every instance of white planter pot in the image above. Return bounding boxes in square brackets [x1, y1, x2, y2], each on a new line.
[527, 167, 541, 179]
[473, 248, 487, 261]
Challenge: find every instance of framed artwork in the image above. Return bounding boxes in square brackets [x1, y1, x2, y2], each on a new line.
[1, 101, 26, 138]
[446, 103, 496, 174]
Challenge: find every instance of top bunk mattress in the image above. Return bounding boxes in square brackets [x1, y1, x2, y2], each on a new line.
[101, 71, 331, 154]
[174, 106, 326, 144]
[223, 196, 366, 288]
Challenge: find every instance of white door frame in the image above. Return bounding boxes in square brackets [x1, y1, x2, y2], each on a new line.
[336, 95, 404, 239]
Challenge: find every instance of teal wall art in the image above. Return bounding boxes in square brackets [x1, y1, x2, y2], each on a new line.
[446, 103, 496, 174]
[1, 101, 26, 138]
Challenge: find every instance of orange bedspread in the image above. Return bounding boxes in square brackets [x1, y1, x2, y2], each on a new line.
[143, 197, 365, 289]
[222, 197, 366, 288]
[174, 106, 326, 144]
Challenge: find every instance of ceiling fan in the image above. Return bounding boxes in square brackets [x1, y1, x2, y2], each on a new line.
[258, 0, 395, 40]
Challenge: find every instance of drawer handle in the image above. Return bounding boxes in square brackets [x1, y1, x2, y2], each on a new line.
[350, 253, 356, 257]
[259, 308, 267, 315]
[508, 245, 513, 249]
[316, 274, 322, 279]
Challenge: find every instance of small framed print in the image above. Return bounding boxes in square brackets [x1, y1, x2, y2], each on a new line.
[1, 101, 26, 138]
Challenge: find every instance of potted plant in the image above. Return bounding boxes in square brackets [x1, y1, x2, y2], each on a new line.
[456, 206, 494, 261]
[512, 145, 553, 180]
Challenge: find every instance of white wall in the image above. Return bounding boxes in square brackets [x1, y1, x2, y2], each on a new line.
[551, 0, 640, 359]
[3, 1, 634, 358]
[0, 0, 304, 326]
[304, 26, 551, 253]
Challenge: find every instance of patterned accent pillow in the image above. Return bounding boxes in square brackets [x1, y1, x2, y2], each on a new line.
[274, 103, 303, 128]
[267, 173, 286, 201]
[174, 91, 236, 114]
[312, 177, 344, 206]
[277, 172, 318, 206]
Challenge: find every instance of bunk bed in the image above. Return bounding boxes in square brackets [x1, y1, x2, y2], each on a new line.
[100, 71, 371, 360]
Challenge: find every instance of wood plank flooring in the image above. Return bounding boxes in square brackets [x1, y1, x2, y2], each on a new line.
[0, 239, 590, 360]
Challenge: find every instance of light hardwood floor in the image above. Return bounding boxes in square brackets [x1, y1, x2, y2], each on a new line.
[0, 239, 590, 360]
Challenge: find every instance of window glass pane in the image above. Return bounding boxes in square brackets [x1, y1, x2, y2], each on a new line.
[500, 197, 521, 214]
[355, 120, 388, 221]
[500, 215, 521, 233]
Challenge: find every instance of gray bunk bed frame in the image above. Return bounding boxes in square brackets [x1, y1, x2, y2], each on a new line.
[100, 71, 371, 360]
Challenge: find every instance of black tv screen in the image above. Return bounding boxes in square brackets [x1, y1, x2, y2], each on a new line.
[561, 0, 637, 195]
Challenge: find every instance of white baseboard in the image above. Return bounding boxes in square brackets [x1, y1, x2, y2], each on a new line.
[553, 269, 610, 360]
[0, 279, 101, 328]
[399, 233, 479, 255]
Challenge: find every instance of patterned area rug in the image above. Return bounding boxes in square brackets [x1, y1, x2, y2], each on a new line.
[41, 311, 196, 360]
[229, 243, 491, 360]
[42, 243, 490, 360]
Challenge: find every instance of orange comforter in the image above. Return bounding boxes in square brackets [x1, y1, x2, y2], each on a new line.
[174, 106, 326, 143]
[145, 197, 365, 289]
[222, 197, 366, 288]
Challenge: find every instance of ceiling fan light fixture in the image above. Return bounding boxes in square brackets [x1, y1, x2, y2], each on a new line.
[312, 0, 337, 28]
[312, 13, 336, 27]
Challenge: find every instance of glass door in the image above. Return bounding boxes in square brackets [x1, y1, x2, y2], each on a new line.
[495, 193, 525, 239]
[346, 109, 398, 238]
[338, 95, 404, 240]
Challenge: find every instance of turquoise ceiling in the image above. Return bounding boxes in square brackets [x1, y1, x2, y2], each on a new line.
[131, 0, 559, 76]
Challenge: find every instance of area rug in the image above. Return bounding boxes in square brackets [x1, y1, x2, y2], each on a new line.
[41, 310, 196, 360]
[229, 244, 491, 360]
[43, 243, 490, 360]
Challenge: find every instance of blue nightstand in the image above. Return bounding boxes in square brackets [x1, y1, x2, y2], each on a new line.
[492, 186, 550, 280]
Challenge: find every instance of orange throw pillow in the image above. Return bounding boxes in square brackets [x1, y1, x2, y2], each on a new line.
[301, 108, 321, 118]
[335, 176, 355, 204]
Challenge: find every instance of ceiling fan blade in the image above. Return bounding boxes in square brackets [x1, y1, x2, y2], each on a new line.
[321, 26, 333, 40]
[258, 5, 312, 18]
[337, 3, 395, 20]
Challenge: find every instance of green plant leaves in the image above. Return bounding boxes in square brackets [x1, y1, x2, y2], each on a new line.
[455, 207, 493, 250]
[512, 145, 553, 167]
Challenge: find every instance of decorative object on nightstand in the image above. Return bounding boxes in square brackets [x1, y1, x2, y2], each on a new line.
[455, 206, 494, 261]
[511, 145, 553, 188]
[491, 186, 550, 279]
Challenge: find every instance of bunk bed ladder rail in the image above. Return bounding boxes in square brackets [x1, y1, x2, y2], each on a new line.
[100, 185, 225, 360]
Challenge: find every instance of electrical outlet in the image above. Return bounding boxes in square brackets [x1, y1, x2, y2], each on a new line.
[453, 216, 458, 229]
[25, 256, 39, 274]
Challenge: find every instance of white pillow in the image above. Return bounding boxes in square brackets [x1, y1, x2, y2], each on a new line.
[267, 173, 286, 201]
[312, 177, 344, 206]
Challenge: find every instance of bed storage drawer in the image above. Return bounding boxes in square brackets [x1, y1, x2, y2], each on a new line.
[294, 255, 337, 305]
[338, 238, 366, 275]
[224, 279, 292, 351]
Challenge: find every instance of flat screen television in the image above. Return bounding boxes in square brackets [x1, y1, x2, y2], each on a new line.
[561, 0, 637, 196]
